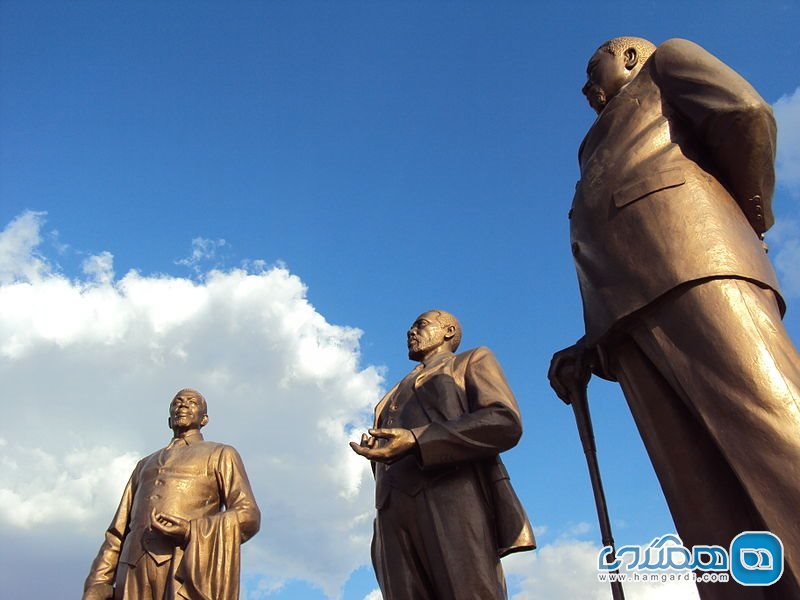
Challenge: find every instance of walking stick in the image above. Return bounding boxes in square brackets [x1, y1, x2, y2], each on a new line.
[567, 372, 625, 600]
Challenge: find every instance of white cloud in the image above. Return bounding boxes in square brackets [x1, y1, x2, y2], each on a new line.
[0, 211, 48, 284]
[769, 88, 800, 297]
[175, 236, 228, 272]
[775, 236, 800, 297]
[81, 251, 115, 284]
[0, 446, 138, 529]
[767, 219, 800, 297]
[0, 212, 383, 598]
[362, 590, 382, 600]
[775, 87, 800, 198]
[503, 538, 700, 600]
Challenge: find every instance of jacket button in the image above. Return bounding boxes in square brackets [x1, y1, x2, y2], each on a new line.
[571, 242, 580, 256]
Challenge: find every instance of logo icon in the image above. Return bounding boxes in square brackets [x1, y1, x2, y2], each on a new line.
[730, 531, 783, 586]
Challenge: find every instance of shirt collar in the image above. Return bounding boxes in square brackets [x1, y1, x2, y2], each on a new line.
[171, 429, 204, 446]
[422, 350, 454, 369]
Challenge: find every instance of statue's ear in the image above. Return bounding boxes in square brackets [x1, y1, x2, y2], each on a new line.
[624, 47, 638, 70]
[444, 325, 456, 340]
[200, 414, 209, 428]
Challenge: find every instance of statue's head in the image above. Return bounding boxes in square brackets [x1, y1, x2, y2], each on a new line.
[407, 310, 462, 362]
[582, 36, 656, 114]
[168, 388, 209, 433]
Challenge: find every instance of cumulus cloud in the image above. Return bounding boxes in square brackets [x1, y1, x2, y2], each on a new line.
[175, 236, 228, 272]
[0, 445, 139, 529]
[0, 211, 382, 598]
[503, 537, 700, 600]
[0, 211, 48, 284]
[770, 88, 800, 297]
[774, 87, 800, 198]
[769, 219, 800, 297]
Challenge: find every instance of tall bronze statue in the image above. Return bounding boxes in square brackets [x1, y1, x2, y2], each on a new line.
[82, 389, 260, 600]
[549, 37, 800, 598]
[351, 310, 534, 600]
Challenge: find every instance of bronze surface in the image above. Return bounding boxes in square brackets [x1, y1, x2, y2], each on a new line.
[351, 310, 535, 600]
[549, 37, 800, 599]
[82, 389, 261, 600]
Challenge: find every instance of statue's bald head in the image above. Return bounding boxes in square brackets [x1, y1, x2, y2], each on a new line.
[429, 310, 462, 352]
[406, 309, 463, 362]
[582, 36, 656, 114]
[597, 37, 656, 64]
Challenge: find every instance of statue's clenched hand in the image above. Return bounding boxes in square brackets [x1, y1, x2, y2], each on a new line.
[548, 341, 592, 404]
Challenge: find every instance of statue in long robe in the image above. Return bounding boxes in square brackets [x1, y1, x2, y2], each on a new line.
[82, 388, 260, 600]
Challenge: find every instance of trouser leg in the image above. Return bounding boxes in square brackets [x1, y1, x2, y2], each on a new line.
[373, 491, 436, 600]
[612, 279, 800, 598]
[372, 475, 506, 600]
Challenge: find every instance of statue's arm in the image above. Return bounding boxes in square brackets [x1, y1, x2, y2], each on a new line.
[82, 463, 139, 600]
[412, 347, 522, 468]
[652, 38, 777, 234]
[216, 445, 261, 543]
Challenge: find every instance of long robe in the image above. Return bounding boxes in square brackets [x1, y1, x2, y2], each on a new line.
[83, 430, 260, 600]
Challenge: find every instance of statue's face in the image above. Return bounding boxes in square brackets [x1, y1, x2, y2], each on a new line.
[169, 390, 206, 431]
[582, 49, 630, 114]
[407, 311, 449, 361]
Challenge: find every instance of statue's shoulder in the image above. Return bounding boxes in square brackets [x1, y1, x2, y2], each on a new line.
[140, 448, 161, 464]
[198, 440, 245, 465]
[453, 346, 495, 368]
[657, 37, 705, 55]
[198, 439, 233, 452]
[652, 38, 719, 75]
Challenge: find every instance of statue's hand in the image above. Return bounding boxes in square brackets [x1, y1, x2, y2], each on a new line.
[548, 341, 592, 405]
[349, 428, 416, 464]
[151, 509, 190, 544]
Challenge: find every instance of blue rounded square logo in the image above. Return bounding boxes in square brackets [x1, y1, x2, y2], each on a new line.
[730, 531, 783, 586]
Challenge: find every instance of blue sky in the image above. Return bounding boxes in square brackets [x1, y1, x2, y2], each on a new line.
[1, 2, 799, 599]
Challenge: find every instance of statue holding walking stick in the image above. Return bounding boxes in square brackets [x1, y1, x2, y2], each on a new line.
[549, 36, 800, 599]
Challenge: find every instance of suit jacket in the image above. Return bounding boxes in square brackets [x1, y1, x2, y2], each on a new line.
[83, 430, 260, 600]
[570, 38, 783, 345]
[373, 347, 535, 557]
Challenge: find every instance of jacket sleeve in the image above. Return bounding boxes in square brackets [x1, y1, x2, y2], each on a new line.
[651, 38, 777, 233]
[82, 461, 141, 600]
[214, 445, 261, 542]
[412, 347, 523, 468]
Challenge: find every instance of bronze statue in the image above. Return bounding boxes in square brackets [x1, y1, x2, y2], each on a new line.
[549, 37, 800, 598]
[351, 310, 534, 599]
[82, 389, 260, 600]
